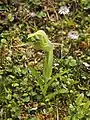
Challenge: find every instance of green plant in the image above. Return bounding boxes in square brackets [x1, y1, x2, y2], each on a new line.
[28, 30, 53, 80]
[0, 0, 90, 119]
[65, 93, 90, 120]
[28, 30, 53, 96]
[27, 31, 70, 99]
[26, 0, 41, 5]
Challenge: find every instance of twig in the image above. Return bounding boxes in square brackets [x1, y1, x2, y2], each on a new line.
[11, 43, 61, 48]
[57, 106, 59, 120]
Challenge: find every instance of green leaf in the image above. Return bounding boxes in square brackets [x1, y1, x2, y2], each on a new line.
[29, 66, 43, 91]
[27, 87, 33, 91]
[13, 66, 21, 73]
[72, 115, 79, 120]
[81, 0, 88, 5]
[45, 89, 68, 100]
[13, 93, 19, 99]
[12, 83, 19, 87]
[78, 85, 88, 90]
[76, 93, 84, 106]
[6, 94, 12, 100]
[86, 91, 90, 97]
[30, 117, 37, 120]
[83, 101, 90, 110]
[22, 93, 28, 97]
[31, 91, 37, 96]
[66, 56, 77, 67]
[37, 11, 46, 18]
[7, 118, 12, 120]
[23, 96, 30, 102]
[69, 59, 77, 66]
[1, 39, 6, 43]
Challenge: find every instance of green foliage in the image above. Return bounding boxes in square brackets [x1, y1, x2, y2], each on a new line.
[0, 0, 90, 119]
[26, 0, 41, 5]
[65, 56, 77, 67]
[67, 94, 90, 120]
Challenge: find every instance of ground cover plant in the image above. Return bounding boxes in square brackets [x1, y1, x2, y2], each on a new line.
[0, 0, 90, 120]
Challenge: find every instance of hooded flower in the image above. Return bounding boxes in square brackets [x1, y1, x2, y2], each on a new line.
[68, 30, 79, 40]
[58, 6, 69, 15]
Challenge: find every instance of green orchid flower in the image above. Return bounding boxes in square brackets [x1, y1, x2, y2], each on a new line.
[28, 30, 53, 80]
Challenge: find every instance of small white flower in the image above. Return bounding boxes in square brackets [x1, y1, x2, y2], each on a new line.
[6, 57, 11, 61]
[83, 62, 90, 67]
[30, 12, 36, 17]
[56, 81, 59, 85]
[58, 6, 69, 15]
[54, 63, 59, 66]
[43, 109, 46, 114]
[8, 50, 12, 56]
[68, 30, 79, 40]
